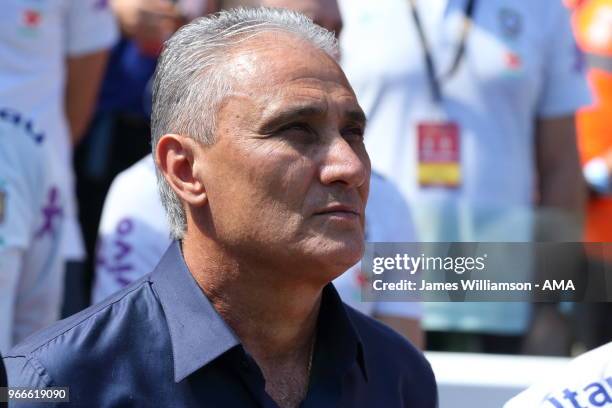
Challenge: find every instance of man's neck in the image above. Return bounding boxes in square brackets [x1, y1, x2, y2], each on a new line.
[182, 237, 324, 407]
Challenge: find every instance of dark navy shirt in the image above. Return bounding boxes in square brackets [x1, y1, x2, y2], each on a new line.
[4, 242, 437, 407]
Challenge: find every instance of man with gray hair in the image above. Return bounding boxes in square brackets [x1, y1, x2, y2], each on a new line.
[4, 8, 437, 407]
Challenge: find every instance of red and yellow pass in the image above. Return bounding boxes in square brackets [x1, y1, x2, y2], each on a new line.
[417, 121, 461, 188]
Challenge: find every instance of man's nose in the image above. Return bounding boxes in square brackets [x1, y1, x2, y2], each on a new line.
[318, 136, 369, 188]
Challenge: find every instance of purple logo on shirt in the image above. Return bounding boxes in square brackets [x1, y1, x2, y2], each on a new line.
[35, 186, 63, 239]
[0, 108, 45, 144]
[97, 218, 135, 286]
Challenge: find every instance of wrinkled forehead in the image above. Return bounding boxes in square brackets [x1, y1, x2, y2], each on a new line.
[221, 31, 357, 113]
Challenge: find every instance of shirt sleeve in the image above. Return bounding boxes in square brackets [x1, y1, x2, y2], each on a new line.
[3, 356, 50, 388]
[65, 0, 119, 56]
[0, 249, 22, 354]
[536, 1, 591, 117]
[3, 356, 60, 408]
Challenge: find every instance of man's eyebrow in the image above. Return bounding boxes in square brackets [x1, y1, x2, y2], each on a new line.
[259, 105, 367, 132]
[345, 109, 367, 127]
[259, 104, 327, 131]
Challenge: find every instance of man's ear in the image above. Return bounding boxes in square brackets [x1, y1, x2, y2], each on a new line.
[155, 134, 208, 207]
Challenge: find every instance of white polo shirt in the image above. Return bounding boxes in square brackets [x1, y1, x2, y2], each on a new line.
[0, 0, 118, 261]
[92, 155, 423, 319]
[339, 0, 590, 333]
[505, 342, 612, 408]
[0, 110, 64, 353]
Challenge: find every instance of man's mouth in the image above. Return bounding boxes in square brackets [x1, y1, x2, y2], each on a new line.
[314, 204, 361, 217]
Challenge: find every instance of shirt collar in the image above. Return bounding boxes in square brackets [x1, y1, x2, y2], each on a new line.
[150, 241, 240, 383]
[314, 284, 369, 382]
[150, 241, 368, 383]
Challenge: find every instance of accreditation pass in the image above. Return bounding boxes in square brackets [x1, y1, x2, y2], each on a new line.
[0, 387, 69, 403]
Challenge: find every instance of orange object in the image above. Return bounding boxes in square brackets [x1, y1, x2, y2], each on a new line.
[571, 0, 612, 249]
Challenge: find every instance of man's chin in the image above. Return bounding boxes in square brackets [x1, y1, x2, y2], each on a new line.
[309, 241, 364, 275]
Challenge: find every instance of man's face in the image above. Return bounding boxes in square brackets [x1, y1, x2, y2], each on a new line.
[194, 33, 369, 282]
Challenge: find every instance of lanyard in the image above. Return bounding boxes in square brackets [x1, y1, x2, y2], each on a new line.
[408, 0, 476, 103]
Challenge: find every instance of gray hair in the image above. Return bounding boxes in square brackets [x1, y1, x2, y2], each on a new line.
[151, 7, 338, 240]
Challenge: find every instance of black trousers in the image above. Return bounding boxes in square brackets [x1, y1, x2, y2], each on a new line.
[0, 352, 7, 408]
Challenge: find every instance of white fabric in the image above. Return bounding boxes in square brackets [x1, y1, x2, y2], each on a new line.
[339, 0, 591, 333]
[92, 155, 169, 304]
[505, 342, 612, 408]
[92, 155, 423, 319]
[0, 0, 118, 260]
[0, 115, 64, 353]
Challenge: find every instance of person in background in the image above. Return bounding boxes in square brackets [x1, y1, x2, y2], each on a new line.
[566, 0, 612, 350]
[339, 0, 590, 354]
[71, 0, 218, 315]
[0, 0, 118, 340]
[4, 9, 437, 406]
[0, 111, 63, 354]
[93, 0, 425, 347]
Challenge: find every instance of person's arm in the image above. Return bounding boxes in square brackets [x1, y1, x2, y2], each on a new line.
[534, 115, 586, 246]
[535, 115, 587, 214]
[525, 116, 586, 355]
[111, 0, 181, 44]
[583, 147, 612, 194]
[0, 132, 37, 354]
[204, 0, 220, 15]
[65, 51, 110, 145]
[64, 0, 119, 144]
[0, 249, 22, 354]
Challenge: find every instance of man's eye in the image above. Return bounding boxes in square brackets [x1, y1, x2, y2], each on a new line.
[343, 127, 364, 142]
[281, 123, 311, 133]
[277, 123, 316, 140]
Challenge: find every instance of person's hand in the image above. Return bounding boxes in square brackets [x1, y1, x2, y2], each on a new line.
[583, 148, 612, 195]
[111, 0, 183, 52]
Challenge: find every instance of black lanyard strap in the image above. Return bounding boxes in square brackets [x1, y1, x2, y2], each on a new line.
[408, 0, 477, 103]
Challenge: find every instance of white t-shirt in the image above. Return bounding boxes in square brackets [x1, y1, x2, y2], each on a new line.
[92, 155, 422, 319]
[339, 0, 590, 333]
[0, 110, 64, 353]
[0, 0, 118, 260]
[505, 342, 612, 408]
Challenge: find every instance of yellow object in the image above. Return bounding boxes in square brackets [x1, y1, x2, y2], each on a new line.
[418, 163, 461, 187]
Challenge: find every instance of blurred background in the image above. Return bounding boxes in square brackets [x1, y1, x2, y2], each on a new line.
[1, 0, 611, 406]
